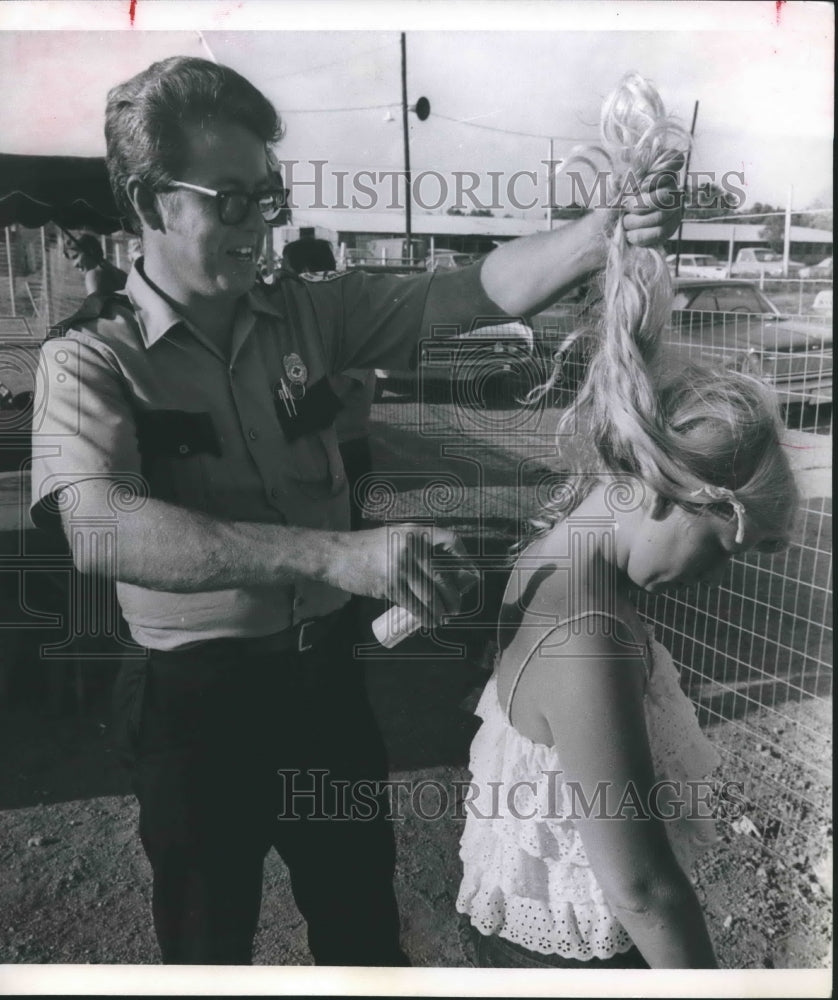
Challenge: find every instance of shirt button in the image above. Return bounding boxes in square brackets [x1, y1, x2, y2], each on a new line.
[248, 428, 259, 441]
[270, 487, 280, 499]
[178, 444, 190, 455]
[294, 596, 304, 609]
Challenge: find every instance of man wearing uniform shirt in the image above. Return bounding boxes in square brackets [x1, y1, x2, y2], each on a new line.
[30, 57, 683, 966]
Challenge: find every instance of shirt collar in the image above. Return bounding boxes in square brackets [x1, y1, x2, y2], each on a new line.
[124, 261, 191, 348]
[125, 261, 284, 349]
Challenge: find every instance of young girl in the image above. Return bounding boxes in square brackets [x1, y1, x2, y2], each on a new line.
[456, 75, 799, 969]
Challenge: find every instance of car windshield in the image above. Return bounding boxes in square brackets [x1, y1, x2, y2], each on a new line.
[674, 284, 778, 314]
[753, 250, 781, 261]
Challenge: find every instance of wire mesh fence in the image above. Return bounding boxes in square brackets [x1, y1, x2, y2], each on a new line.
[370, 282, 832, 872]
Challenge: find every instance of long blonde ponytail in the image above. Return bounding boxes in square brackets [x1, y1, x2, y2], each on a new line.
[530, 73, 797, 545]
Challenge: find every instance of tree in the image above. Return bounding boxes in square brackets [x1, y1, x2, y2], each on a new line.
[759, 210, 810, 252]
[759, 214, 786, 252]
[446, 207, 465, 216]
[743, 202, 781, 223]
[799, 199, 833, 232]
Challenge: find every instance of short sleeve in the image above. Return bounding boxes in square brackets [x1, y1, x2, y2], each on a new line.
[324, 262, 517, 372]
[29, 334, 142, 529]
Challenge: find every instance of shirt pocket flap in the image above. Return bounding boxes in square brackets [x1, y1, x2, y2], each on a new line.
[274, 376, 343, 442]
[136, 410, 221, 459]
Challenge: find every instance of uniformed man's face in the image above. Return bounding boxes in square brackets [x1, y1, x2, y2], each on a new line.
[156, 119, 270, 301]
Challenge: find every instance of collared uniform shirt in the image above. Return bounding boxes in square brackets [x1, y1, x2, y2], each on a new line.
[30, 260, 508, 650]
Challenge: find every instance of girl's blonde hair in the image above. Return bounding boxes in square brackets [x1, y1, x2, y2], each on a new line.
[529, 73, 798, 548]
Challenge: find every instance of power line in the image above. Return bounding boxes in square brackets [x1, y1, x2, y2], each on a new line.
[279, 102, 591, 143]
[431, 111, 590, 143]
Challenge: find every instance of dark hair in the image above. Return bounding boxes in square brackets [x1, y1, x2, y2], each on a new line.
[105, 56, 284, 233]
[282, 238, 337, 274]
[66, 234, 104, 263]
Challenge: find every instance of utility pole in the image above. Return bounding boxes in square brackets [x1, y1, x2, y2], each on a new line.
[673, 100, 699, 279]
[41, 225, 51, 327]
[396, 35, 430, 266]
[400, 32, 412, 264]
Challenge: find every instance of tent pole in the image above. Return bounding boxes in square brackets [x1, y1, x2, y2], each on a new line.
[4, 228, 15, 317]
[41, 225, 51, 327]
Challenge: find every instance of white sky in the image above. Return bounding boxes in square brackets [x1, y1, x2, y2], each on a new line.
[0, 1, 833, 216]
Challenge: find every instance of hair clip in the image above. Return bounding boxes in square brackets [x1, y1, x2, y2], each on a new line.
[690, 485, 746, 544]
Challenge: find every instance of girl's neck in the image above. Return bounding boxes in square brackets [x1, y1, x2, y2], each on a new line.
[541, 480, 639, 585]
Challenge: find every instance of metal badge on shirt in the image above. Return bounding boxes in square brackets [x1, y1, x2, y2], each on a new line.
[283, 353, 308, 400]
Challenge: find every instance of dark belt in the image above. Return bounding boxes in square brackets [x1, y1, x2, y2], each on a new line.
[235, 606, 347, 655]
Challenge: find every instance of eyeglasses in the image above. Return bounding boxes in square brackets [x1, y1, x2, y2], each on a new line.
[162, 180, 285, 225]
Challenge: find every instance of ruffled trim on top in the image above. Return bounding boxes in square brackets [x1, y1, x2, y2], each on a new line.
[456, 633, 720, 959]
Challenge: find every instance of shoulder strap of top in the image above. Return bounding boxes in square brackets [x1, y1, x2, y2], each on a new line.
[502, 610, 652, 724]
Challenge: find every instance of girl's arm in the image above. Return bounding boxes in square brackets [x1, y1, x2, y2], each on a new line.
[532, 625, 719, 968]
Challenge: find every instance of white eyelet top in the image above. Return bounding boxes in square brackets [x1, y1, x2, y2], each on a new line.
[456, 612, 721, 960]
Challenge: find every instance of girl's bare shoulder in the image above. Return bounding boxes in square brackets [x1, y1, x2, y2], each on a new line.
[495, 540, 646, 744]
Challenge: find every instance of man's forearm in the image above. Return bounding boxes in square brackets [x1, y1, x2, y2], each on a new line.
[64, 490, 343, 593]
[480, 210, 609, 316]
[61, 484, 467, 622]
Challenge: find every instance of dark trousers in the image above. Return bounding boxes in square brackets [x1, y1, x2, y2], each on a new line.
[112, 618, 407, 966]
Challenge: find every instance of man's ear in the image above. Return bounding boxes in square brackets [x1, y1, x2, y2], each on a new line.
[125, 175, 166, 232]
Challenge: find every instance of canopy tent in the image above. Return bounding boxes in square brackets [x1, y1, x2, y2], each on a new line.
[0, 153, 123, 233]
[0, 32, 213, 234]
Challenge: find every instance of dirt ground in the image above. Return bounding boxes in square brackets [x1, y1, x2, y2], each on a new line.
[0, 626, 831, 972]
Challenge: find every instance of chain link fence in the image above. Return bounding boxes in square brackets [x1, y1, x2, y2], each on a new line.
[371, 280, 832, 877]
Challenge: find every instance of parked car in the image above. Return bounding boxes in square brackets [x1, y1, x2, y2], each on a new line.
[666, 279, 832, 407]
[535, 278, 832, 411]
[799, 256, 833, 280]
[812, 290, 833, 317]
[374, 320, 538, 404]
[729, 247, 805, 277]
[665, 253, 729, 279]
